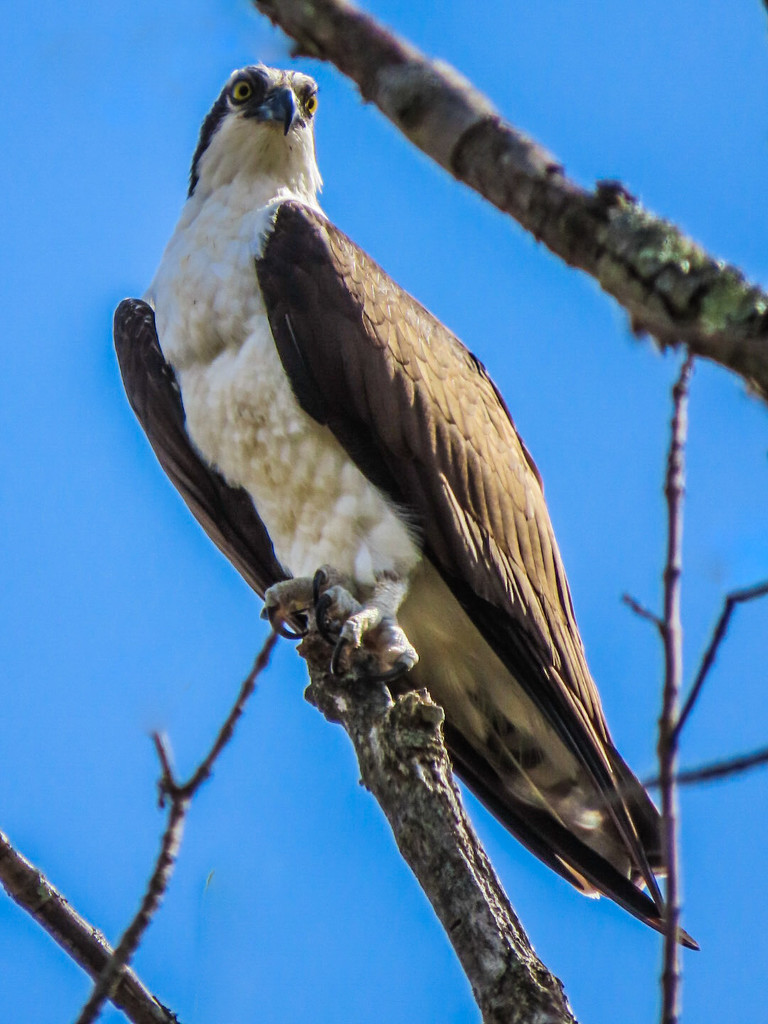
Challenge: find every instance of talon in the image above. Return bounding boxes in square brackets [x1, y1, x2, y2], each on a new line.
[365, 659, 414, 685]
[330, 636, 350, 676]
[312, 567, 329, 607]
[315, 592, 341, 644]
[266, 603, 306, 640]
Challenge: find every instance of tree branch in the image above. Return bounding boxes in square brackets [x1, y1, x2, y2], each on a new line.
[0, 831, 175, 1024]
[253, 0, 768, 401]
[657, 355, 693, 1024]
[297, 632, 578, 1024]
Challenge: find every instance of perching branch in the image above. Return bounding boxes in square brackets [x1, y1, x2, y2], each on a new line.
[73, 630, 278, 1024]
[253, 0, 768, 402]
[0, 831, 174, 1024]
[297, 631, 578, 1024]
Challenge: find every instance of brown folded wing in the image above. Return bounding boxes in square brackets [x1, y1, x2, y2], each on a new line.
[256, 201, 667, 917]
[114, 297, 287, 598]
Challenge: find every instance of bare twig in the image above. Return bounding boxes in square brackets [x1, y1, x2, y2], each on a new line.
[74, 630, 278, 1024]
[73, 788, 188, 1024]
[645, 744, 768, 789]
[253, 0, 768, 401]
[0, 832, 175, 1024]
[298, 632, 578, 1024]
[674, 580, 768, 742]
[658, 355, 694, 1024]
[162, 629, 279, 800]
[622, 593, 664, 632]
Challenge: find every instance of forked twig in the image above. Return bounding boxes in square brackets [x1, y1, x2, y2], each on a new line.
[626, 359, 768, 1022]
[74, 630, 278, 1024]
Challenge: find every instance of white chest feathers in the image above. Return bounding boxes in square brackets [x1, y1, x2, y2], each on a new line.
[146, 184, 420, 584]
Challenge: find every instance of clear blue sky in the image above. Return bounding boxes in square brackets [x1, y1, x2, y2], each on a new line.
[2, 2, 767, 1022]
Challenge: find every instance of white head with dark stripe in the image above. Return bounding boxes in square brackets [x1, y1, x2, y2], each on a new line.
[188, 64, 322, 204]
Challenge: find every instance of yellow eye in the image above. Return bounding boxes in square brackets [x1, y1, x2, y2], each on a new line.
[305, 93, 318, 116]
[231, 79, 252, 103]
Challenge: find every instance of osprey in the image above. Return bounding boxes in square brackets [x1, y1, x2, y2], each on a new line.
[115, 64, 694, 946]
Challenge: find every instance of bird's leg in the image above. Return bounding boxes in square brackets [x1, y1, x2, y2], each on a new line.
[329, 571, 419, 683]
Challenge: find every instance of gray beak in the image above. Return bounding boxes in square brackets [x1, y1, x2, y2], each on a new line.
[252, 86, 299, 135]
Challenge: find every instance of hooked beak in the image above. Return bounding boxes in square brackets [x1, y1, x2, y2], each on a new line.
[250, 86, 299, 136]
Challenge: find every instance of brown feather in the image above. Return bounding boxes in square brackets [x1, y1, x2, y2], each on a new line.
[114, 298, 288, 599]
[256, 201, 671, 924]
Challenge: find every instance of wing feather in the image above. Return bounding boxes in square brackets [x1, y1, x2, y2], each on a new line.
[114, 298, 287, 598]
[256, 204, 608, 736]
[256, 202, 666, 909]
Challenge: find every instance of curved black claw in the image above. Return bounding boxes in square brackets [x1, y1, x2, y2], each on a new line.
[364, 660, 415, 685]
[262, 603, 307, 641]
[330, 636, 350, 677]
[315, 592, 342, 645]
[312, 567, 329, 608]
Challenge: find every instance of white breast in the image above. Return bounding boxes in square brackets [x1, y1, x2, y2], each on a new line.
[146, 182, 420, 584]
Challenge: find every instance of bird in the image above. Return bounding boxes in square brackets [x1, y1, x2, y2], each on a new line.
[115, 63, 695, 947]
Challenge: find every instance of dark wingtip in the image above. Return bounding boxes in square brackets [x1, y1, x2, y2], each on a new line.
[643, 916, 699, 950]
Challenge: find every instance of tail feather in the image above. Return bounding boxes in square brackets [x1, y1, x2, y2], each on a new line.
[445, 723, 699, 949]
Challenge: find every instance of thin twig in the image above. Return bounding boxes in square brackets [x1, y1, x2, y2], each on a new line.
[166, 630, 279, 799]
[74, 630, 278, 1024]
[622, 593, 664, 632]
[645, 744, 768, 789]
[674, 581, 768, 742]
[658, 355, 694, 1024]
[73, 791, 189, 1024]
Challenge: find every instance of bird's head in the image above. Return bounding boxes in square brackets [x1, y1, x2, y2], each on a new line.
[188, 65, 322, 204]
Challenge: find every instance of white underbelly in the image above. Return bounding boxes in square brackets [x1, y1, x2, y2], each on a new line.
[176, 312, 420, 583]
[147, 190, 420, 585]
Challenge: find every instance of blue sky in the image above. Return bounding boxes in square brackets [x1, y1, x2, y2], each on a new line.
[1, 1, 767, 1022]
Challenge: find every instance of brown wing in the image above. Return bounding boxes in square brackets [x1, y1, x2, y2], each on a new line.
[259, 205, 608, 750]
[114, 297, 288, 597]
[256, 202, 668, 911]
